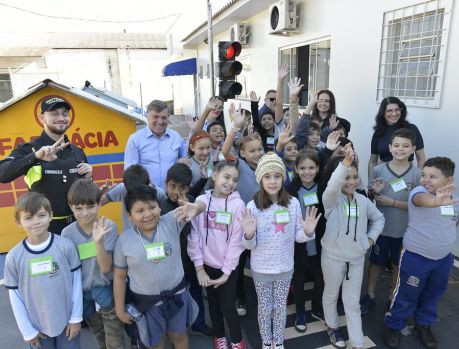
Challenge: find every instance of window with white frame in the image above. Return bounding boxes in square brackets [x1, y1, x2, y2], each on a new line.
[377, 0, 452, 108]
[280, 39, 331, 105]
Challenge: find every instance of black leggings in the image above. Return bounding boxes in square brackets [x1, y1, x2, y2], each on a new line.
[204, 265, 242, 343]
[292, 242, 324, 314]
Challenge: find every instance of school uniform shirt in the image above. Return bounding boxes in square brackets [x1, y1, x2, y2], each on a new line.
[236, 159, 259, 204]
[371, 124, 424, 162]
[4, 233, 82, 338]
[321, 163, 385, 261]
[106, 183, 166, 232]
[403, 186, 459, 260]
[242, 198, 315, 277]
[61, 219, 118, 291]
[113, 212, 187, 295]
[372, 163, 421, 238]
[210, 145, 227, 162]
[298, 184, 320, 256]
[189, 157, 212, 193]
[188, 190, 246, 275]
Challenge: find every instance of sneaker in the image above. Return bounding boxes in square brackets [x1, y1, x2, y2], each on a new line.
[311, 309, 325, 322]
[360, 294, 376, 315]
[414, 324, 437, 348]
[274, 343, 284, 349]
[294, 313, 307, 333]
[383, 326, 400, 348]
[191, 325, 213, 338]
[214, 337, 228, 349]
[236, 300, 247, 317]
[327, 327, 346, 348]
[262, 344, 272, 349]
[231, 338, 246, 349]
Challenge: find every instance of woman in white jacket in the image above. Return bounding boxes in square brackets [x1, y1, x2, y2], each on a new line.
[321, 143, 385, 349]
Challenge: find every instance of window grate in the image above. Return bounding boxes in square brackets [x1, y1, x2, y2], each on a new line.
[376, 0, 452, 108]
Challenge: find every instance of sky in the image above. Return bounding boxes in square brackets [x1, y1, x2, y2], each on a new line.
[0, 0, 229, 38]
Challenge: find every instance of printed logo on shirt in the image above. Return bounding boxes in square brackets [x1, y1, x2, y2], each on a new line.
[49, 261, 61, 278]
[205, 211, 228, 232]
[407, 275, 420, 287]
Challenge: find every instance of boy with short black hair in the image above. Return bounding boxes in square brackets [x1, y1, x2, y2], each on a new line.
[101, 164, 166, 231]
[361, 128, 421, 314]
[383, 157, 458, 349]
[4, 192, 83, 349]
[62, 179, 125, 349]
[113, 185, 206, 349]
[162, 163, 213, 337]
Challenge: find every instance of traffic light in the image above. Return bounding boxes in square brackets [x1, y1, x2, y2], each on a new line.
[217, 41, 243, 100]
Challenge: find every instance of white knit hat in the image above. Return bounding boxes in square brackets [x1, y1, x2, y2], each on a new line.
[255, 152, 286, 183]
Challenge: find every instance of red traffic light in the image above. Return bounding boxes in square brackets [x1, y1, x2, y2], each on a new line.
[218, 41, 242, 61]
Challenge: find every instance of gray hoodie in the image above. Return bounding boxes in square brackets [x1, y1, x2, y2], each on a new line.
[321, 162, 385, 261]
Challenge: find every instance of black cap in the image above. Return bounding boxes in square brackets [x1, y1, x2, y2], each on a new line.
[41, 97, 71, 113]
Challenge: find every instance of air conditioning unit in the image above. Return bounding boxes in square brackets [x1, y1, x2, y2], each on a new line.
[269, 0, 299, 35]
[230, 23, 249, 45]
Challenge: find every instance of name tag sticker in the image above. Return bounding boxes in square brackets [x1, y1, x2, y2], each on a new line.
[29, 256, 53, 276]
[266, 137, 275, 145]
[390, 178, 408, 192]
[302, 192, 319, 206]
[344, 204, 360, 218]
[440, 205, 455, 216]
[216, 211, 232, 225]
[77, 241, 97, 260]
[275, 209, 290, 224]
[145, 242, 166, 261]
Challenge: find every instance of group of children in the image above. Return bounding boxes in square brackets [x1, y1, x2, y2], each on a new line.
[4, 70, 458, 349]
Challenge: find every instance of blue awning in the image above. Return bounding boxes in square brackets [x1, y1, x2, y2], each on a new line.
[162, 58, 197, 76]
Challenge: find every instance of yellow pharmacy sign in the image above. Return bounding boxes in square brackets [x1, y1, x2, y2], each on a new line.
[0, 80, 144, 252]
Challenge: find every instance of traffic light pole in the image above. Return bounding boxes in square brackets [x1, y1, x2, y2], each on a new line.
[207, 0, 215, 96]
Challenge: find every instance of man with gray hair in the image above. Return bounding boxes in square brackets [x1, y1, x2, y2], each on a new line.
[124, 100, 187, 190]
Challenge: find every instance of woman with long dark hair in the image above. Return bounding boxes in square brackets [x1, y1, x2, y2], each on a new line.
[368, 96, 425, 179]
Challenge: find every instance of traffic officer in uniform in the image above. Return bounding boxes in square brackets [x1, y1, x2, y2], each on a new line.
[0, 96, 92, 234]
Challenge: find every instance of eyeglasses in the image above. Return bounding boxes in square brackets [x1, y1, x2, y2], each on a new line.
[268, 98, 276, 102]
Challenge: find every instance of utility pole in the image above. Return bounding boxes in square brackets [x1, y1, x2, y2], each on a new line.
[207, 0, 215, 96]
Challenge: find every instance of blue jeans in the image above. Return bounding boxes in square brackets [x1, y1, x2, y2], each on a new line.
[30, 330, 80, 349]
[385, 249, 453, 330]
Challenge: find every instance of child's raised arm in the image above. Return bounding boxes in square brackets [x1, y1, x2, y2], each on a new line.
[240, 208, 257, 249]
[288, 77, 304, 135]
[222, 103, 245, 158]
[413, 183, 456, 208]
[275, 64, 289, 124]
[275, 123, 294, 154]
[322, 143, 354, 210]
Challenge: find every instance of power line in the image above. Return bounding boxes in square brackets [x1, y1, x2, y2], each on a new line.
[0, 2, 179, 23]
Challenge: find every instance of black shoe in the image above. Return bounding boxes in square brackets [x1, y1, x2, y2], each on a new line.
[383, 326, 400, 348]
[414, 324, 437, 348]
[190, 325, 213, 338]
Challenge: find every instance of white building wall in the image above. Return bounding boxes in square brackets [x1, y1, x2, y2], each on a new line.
[184, 0, 459, 188]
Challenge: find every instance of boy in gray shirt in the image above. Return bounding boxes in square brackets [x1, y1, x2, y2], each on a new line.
[4, 192, 82, 349]
[62, 179, 124, 349]
[361, 128, 421, 314]
[384, 157, 458, 349]
[113, 185, 206, 349]
[101, 164, 166, 232]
